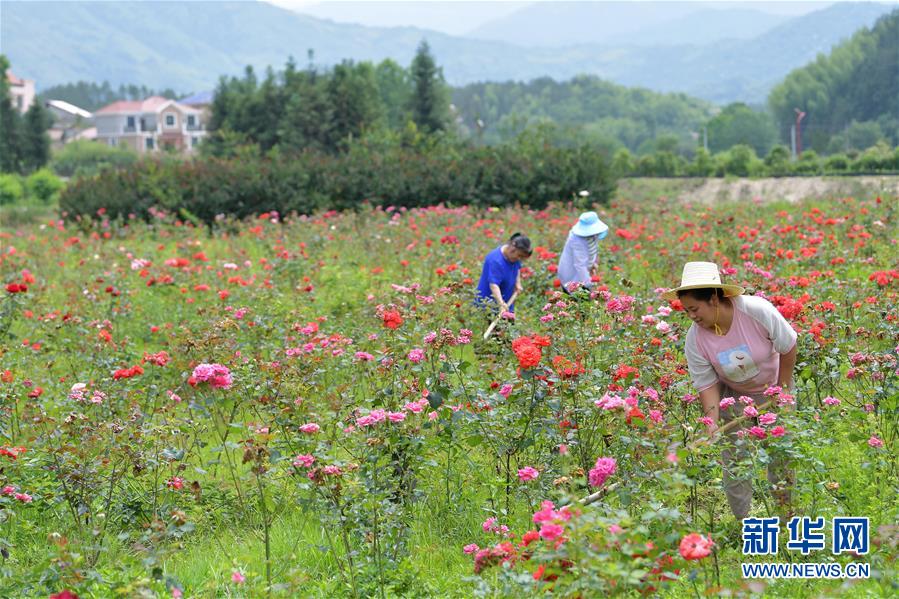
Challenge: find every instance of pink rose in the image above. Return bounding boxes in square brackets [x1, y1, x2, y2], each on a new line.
[517, 466, 539, 482]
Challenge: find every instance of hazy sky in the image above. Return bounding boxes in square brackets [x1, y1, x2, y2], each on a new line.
[266, 0, 843, 34]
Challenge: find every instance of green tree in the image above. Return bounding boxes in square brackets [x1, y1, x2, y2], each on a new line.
[688, 147, 715, 177]
[611, 148, 634, 177]
[0, 55, 24, 173]
[279, 60, 332, 153]
[845, 121, 885, 151]
[408, 41, 449, 133]
[706, 103, 777, 157]
[375, 59, 411, 130]
[795, 150, 822, 175]
[21, 101, 52, 172]
[763, 145, 792, 176]
[326, 61, 383, 149]
[720, 144, 761, 177]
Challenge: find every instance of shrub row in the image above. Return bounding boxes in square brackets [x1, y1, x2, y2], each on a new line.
[613, 142, 899, 178]
[0, 168, 65, 205]
[59, 140, 615, 224]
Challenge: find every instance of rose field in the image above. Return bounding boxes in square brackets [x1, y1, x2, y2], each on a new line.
[0, 192, 897, 598]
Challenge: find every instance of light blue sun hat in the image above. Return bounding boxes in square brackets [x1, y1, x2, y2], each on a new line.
[571, 211, 609, 239]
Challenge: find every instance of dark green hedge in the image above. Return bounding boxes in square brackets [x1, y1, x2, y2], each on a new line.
[59, 141, 614, 224]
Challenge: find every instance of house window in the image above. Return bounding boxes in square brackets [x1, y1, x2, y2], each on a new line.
[191, 136, 199, 147]
[187, 115, 196, 127]
[165, 114, 176, 127]
[107, 138, 117, 147]
[126, 116, 136, 130]
[146, 138, 155, 150]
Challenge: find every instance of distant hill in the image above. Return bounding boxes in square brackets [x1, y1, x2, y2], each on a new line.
[768, 9, 899, 150]
[466, 1, 800, 47]
[1, 1, 895, 104]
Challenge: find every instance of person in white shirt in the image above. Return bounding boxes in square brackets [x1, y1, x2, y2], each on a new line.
[557, 211, 608, 294]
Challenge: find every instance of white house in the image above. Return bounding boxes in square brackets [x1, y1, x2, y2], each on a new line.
[45, 100, 94, 146]
[6, 70, 35, 113]
[93, 96, 206, 154]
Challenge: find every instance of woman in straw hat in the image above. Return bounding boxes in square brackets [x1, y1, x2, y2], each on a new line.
[663, 262, 797, 520]
[557, 211, 609, 294]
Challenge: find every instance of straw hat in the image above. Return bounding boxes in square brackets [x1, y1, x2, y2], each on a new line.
[571, 211, 609, 239]
[661, 262, 744, 301]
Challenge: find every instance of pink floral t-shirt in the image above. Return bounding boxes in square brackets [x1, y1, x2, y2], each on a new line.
[684, 295, 798, 395]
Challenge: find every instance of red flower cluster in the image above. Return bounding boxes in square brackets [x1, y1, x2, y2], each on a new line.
[112, 364, 145, 380]
[382, 309, 403, 330]
[769, 294, 809, 321]
[473, 541, 517, 574]
[0, 446, 26, 460]
[512, 335, 550, 369]
[869, 270, 899, 287]
[552, 355, 584, 379]
[612, 364, 640, 382]
[142, 351, 170, 366]
[5, 283, 27, 293]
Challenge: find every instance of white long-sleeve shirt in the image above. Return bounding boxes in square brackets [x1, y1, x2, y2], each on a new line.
[557, 231, 598, 288]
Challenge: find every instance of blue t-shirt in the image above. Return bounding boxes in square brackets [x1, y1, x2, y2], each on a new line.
[476, 246, 521, 310]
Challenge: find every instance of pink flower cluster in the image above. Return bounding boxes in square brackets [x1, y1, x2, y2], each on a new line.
[595, 393, 627, 410]
[482, 517, 510, 536]
[588, 456, 617, 488]
[532, 500, 573, 541]
[190, 363, 233, 389]
[424, 327, 474, 347]
[293, 454, 315, 468]
[2, 485, 31, 503]
[68, 383, 106, 405]
[356, 408, 407, 427]
[517, 466, 539, 482]
[605, 294, 635, 314]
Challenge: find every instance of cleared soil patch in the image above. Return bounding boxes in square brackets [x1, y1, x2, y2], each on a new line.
[618, 176, 899, 204]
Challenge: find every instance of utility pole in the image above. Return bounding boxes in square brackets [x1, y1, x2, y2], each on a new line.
[794, 108, 806, 157]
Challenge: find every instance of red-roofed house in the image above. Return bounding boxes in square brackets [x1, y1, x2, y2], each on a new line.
[94, 96, 206, 153]
[6, 70, 36, 113]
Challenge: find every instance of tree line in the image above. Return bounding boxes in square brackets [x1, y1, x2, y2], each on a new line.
[1, 56, 52, 174]
[37, 81, 182, 113]
[203, 43, 448, 157]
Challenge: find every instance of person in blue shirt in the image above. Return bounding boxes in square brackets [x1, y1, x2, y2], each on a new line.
[476, 233, 532, 313]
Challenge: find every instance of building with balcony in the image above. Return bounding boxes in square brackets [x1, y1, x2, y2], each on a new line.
[94, 96, 206, 154]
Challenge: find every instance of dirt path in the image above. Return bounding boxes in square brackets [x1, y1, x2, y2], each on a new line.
[617, 176, 899, 204]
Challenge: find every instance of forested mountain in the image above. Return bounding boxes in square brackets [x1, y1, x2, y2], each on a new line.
[451, 76, 712, 154]
[768, 9, 899, 152]
[2, 1, 894, 104]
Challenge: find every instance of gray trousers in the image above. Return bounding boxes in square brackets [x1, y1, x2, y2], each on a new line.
[719, 386, 792, 520]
